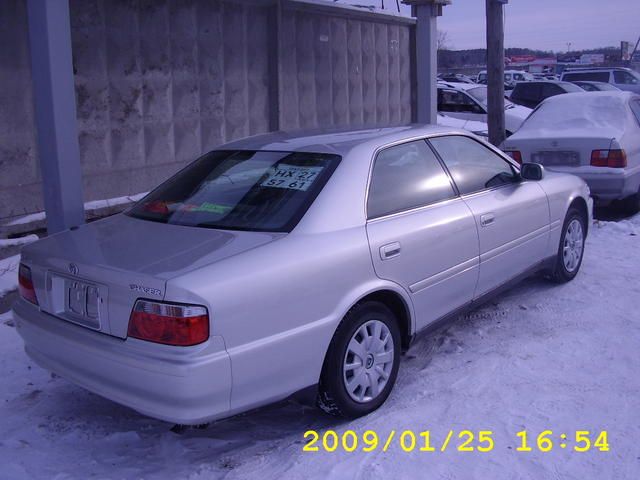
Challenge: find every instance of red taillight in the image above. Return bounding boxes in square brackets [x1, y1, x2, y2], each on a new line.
[505, 150, 523, 164]
[18, 264, 38, 305]
[127, 300, 209, 346]
[591, 149, 627, 168]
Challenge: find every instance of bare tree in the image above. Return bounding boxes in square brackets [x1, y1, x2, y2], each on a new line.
[437, 30, 450, 51]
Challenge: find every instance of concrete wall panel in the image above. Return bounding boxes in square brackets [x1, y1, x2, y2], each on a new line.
[0, 0, 414, 223]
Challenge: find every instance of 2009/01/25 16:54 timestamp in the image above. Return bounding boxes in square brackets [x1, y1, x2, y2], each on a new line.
[302, 429, 610, 453]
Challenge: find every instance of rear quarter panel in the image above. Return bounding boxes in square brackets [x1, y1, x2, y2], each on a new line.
[537, 172, 592, 257]
[164, 227, 414, 414]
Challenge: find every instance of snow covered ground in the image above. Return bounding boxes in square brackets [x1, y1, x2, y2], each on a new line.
[0, 254, 20, 297]
[0, 214, 638, 479]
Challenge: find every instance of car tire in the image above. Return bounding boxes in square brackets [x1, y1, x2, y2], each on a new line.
[317, 301, 401, 418]
[549, 207, 586, 283]
[621, 189, 640, 215]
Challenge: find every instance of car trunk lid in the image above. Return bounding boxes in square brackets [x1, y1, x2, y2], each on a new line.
[22, 214, 282, 338]
[504, 134, 615, 168]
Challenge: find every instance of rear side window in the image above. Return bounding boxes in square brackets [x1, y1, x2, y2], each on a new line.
[513, 83, 541, 102]
[614, 70, 640, 85]
[367, 140, 455, 218]
[563, 71, 610, 82]
[128, 150, 340, 232]
[542, 83, 564, 98]
[429, 136, 518, 195]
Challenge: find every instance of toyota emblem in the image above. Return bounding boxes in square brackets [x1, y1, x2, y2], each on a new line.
[68, 263, 79, 275]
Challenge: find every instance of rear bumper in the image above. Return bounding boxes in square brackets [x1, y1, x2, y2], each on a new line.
[549, 167, 640, 202]
[13, 299, 232, 425]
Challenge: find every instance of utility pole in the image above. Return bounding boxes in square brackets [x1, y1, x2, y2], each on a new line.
[27, 0, 85, 233]
[404, 0, 452, 125]
[486, 0, 507, 147]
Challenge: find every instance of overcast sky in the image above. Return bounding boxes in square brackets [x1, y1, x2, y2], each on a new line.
[338, 0, 640, 52]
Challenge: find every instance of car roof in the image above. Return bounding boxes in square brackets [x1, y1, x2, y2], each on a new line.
[218, 124, 463, 157]
[539, 90, 638, 105]
[563, 67, 633, 72]
[437, 81, 481, 91]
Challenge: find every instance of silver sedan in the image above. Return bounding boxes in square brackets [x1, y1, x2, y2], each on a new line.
[14, 125, 593, 424]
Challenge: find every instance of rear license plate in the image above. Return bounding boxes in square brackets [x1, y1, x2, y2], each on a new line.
[532, 151, 580, 166]
[49, 273, 106, 329]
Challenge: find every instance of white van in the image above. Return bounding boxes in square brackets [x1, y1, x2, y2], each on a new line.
[477, 70, 535, 88]
[561, 67, 640, 94]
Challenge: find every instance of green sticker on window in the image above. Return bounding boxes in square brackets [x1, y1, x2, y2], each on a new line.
[191, 202, 232, 214]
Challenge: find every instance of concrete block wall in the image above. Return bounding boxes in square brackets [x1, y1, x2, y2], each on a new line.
[0, 0, 415, 223]
[278, 2, 413, 130]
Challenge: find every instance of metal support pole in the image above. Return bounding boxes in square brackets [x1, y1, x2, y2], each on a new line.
[486, 0, 506, 146]
[27, 0, 85, 234]
[415, 4, 438, 124]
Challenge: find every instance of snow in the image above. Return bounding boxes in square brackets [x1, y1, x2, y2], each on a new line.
[0, 214, 639, 479]
[516, 92, 634, 137]
[0, 235, 39, 249]
[0, 254, 20, 296]
[4, 193, 148, 227]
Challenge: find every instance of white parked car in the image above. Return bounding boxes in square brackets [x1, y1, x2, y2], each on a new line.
[477, 70, 535, 88]
[14, 126, 592, 424]
[438, 82, 532, 135]
[561, 67, 640, 94]
[502, 91, 640, 211]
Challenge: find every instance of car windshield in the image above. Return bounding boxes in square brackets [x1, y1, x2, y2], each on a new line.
[560, 82, 586, 93]
[127, 150, 340, 232]
[467, 86, 513, 107]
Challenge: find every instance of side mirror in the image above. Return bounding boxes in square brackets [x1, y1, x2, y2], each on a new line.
[520, 162, 545, 181]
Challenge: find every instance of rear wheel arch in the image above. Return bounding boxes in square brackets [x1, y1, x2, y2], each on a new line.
[568, 196, 589, 236]
[355, 290, 413, 351]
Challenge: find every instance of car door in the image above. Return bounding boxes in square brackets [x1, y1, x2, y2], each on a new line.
[366, 140, 480, 331]
[429, 135, 550, 298]
[438, 89, 486, 123]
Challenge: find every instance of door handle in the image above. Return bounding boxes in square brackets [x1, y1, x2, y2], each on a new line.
[480, 213, 495, 227]
[380, 242, 401, 260]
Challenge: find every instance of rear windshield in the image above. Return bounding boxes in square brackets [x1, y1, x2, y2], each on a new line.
[521, 95, 628, 132]
[127, 150, 340, 232]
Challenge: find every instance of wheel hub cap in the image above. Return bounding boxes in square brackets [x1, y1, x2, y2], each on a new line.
[563, 219, 584, 273]
[343, 320, 394, 403]
[365, 354, 374, 369]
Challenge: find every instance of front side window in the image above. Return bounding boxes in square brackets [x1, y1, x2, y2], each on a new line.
[128, 150, 340, 232]
[429, 136, 518, 195]
[368, 140, 456, 219]
[614, 70, 640, 85]
[438, 89, 484, 114]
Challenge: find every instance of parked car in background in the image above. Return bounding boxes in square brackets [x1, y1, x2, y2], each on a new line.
[561, 67, 640, 94]
[438, 73, 476, 84]
[572, 81, 621, 92]
[502, 91, 640, 211]
[510, 81, 583, 108]
[477, 70, 535, 89]
[438, 82, 532, 135]
[437, 112, 488, 138]
[14, 125, 592, 424]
